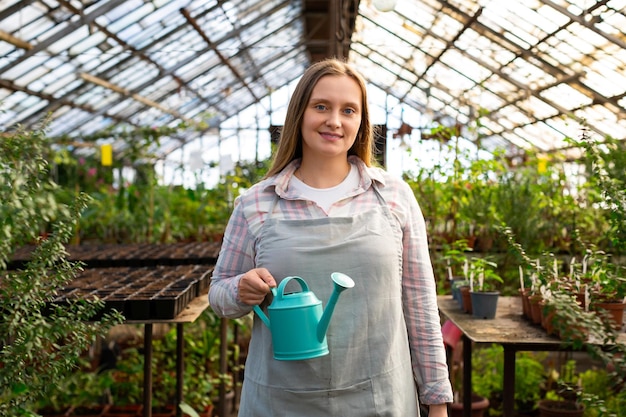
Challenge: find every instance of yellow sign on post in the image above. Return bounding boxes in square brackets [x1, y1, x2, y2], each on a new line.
[101, 144, 112, 166]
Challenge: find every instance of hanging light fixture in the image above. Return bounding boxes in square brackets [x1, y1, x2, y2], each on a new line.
[372, 0, 397, 12]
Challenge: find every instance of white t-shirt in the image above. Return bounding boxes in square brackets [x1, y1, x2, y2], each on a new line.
[290, 163, 359, 212]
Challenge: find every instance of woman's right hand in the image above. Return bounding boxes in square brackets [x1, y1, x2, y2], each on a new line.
[238, 268, 277, 305]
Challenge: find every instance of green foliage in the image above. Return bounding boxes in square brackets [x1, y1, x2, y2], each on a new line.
[471, 344, 547, 414]
[0, 122, 123, 415]
[76, 156, 271, 244]
[467, 256, 503, 292]
[405, 138, 607, 256]
[502, 227, 626, 399]
[408, 125, 626, 292]
[120, 310, 249, 411]
[570, 129, 626, 251]
[108, 347, 144, 406]
[45, 358, 114, 409]
[549, 366, 626, 417]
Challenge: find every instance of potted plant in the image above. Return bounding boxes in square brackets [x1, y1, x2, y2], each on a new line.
[537, 399, 584, 417]
[440, 239, 473, 305]
[585, 251, 626, 330]
[449, 394, 490, 417]
[468, 257, 503, 319]
[539, 360, 584, 417]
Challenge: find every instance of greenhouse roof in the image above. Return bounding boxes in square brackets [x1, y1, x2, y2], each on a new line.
[1, 0, 625, 162]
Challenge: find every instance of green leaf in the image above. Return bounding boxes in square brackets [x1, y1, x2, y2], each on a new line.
[179, 402, 201, 417]
[12, 382, 29, 395]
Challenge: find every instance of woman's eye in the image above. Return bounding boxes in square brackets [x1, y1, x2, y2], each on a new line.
[314, 104, 327, 111]
[343, 108, 355, 115]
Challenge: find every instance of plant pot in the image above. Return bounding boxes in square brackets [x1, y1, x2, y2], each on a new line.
[537, 399, 584, 417]
[540, 300, 557, 336]
[529, 294, 543, 325]
[519, 288, 531, 320]
[459, 285, 473, 314]
[452, 279, 469, 306]
[558, 322, 588, 343]
[591, 300, 626, 330]
[449, 394, 490, 417]
[470, 291, 499, 319]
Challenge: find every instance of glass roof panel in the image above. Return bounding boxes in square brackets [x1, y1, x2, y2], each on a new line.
[0, 0, 623, 167]
[540, 84, 592, 109]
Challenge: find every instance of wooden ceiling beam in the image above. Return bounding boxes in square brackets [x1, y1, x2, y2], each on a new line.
[0, 78, 127, 125]
[0, 30, 33, 50]
[304, 0, 359, 62]
[79, 72, 194, 124]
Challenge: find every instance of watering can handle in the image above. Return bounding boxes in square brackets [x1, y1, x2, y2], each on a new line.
[251, 286, 277, 328]
[275, 276, 308, 300]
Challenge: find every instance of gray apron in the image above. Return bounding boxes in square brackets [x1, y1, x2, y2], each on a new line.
[239, 186, 419, 416]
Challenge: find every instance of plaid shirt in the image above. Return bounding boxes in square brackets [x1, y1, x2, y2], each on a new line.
[209, 156, 453, 405]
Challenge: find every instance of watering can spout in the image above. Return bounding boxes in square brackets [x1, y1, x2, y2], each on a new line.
[316, 272, 355, 342]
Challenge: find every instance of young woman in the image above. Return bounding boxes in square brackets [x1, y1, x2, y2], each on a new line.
[209, 58, 452, 416]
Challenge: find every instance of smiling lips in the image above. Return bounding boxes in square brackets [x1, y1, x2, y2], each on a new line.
[320, 132, 342, 141]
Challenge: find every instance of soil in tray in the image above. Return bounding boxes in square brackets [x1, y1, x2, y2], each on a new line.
[44, 263, 211, 320]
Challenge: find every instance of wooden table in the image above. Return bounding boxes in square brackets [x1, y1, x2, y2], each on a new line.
[127, 291, 209, 417]
[438, 295, 626, 417]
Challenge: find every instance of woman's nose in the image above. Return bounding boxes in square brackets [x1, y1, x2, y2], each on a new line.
[325, 110, 341, 127]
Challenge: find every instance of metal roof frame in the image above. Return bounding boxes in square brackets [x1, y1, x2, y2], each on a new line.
[1, 0, 624, 163]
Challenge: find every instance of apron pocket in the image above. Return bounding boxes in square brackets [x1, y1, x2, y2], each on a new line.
[283, 379, 375, 416]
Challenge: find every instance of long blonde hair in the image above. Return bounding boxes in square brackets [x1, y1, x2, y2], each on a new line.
[265, 58, 374, 177]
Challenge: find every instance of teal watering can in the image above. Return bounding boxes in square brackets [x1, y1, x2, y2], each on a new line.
[252, 272, 355, 361]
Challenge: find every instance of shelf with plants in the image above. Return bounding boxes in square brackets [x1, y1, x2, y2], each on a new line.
[414, 125, 625, 307]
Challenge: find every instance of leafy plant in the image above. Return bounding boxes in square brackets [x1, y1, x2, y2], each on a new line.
[468, 256, 503, 292]
[471, 344, 547, 414]
[577, 248, 626, 303]
[44, 358, 113, 411]
[108, 347, 144, 406]
[0, 121, 123, 415]
[570, 128, 626, 251]
[578, 366, 626, 417]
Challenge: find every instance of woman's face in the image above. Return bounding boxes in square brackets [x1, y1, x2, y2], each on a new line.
[300, 74, 362, 163]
